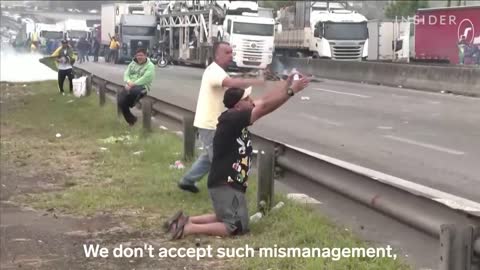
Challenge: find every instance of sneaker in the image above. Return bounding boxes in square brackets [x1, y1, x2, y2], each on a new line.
[61, 92, 65, 96]
[178, 182, 199, 193]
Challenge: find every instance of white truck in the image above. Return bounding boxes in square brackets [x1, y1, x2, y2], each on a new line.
[366, 20, 410, 61]
[157, 0, 275, 70]
[57, 19, 90, 43]
[35, 23, 64, 54]
[275, 1, 369, 61]
[101, 3, 158, 63]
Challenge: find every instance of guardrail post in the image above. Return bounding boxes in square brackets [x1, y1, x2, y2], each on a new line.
[257, 143, 276, 212]
[182, 114, 195, 162]
[116, 88, 123, 117]
[99, 81, 106, 106]
[142, 99, 152, 132]
[86, 75, 92, 96]
[439, 224, 476, 270]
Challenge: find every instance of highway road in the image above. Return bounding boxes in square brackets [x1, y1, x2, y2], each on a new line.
[79, 60, 480, 203]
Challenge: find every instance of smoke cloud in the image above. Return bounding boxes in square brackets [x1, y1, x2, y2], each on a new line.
[1, 44, 57, 82]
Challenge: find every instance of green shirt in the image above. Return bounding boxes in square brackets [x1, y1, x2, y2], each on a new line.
[123, 58, 155, 91]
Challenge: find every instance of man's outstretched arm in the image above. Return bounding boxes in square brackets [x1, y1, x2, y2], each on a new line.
[222, 77, 265, 89]
[250, 75, 310, 124]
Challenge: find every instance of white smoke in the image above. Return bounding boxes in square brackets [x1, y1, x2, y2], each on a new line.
[0, 43, 57, 82]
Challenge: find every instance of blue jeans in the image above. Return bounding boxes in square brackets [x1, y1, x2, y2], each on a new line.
[180, 128, 215, 186]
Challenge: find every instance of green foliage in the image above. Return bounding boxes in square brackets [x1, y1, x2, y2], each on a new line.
[384, 0, 429, 19]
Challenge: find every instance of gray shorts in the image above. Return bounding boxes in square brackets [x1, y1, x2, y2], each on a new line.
[209, 185, 249, 235]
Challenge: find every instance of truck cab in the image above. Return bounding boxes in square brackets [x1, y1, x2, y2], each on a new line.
[35, 23, 64, 54]
[275, 1, 369, 61]
[310, 2, 369, 60]
[393, 18, 415, 62]
[217, 1, 275, 70]
[117, 14, 157, 63]
[57, 19, 90, 46]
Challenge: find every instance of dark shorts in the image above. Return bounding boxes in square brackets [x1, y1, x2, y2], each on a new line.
[209, 185, 249, 235]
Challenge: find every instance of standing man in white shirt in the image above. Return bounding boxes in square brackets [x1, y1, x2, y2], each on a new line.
[178, 42, 266, 193]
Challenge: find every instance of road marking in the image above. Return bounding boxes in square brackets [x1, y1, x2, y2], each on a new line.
[377, 126, 393, 130]
[10, 238, 32, 242]
[299, 113, 343, 126]
[383, 135, 465, 155]
[314, 88, 371, 98]
[287, 193, 322, 204]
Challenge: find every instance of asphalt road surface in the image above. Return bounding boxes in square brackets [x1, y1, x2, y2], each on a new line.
[79, 61, 480, 203]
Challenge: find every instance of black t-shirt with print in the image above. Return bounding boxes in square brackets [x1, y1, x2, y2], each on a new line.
[208, 109, 253, 193]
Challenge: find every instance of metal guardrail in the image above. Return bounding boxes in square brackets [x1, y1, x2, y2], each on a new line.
[76, 67, 480, 269]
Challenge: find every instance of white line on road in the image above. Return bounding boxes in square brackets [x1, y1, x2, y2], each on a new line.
[384, 135, 465, 155]
[299, 113, 343, 126]
[280, 143, 480, 213]
[314, 88, 371, 98]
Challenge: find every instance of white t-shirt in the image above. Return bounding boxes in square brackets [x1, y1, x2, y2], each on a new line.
[58, 49, 72, 70]
[193, 62, 230, 130]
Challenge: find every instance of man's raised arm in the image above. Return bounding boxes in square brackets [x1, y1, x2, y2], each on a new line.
[222, 77, 265, 89]
[250, 75, 310, 124]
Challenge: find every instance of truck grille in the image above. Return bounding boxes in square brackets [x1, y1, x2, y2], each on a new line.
[241, 39, 265, 54]
[331, 45, 362, 60]
[130, 40, 150, 57]
[243, 61, 261, 66]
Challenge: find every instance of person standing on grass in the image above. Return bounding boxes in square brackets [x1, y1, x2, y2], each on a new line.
[165, 73, 310, 239]
[51, 40, 75, 95]
[118, 48, 155, 126]
[177, 41, 266, 194]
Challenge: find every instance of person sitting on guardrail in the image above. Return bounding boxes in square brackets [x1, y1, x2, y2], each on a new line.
[118, 48, 155, 126]
[165, 73, 310, 240]
[177, 41, 267, 194]
[51, 39, 76, 96]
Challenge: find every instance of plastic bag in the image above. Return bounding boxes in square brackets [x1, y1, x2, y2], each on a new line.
[72, 76, 87, 97]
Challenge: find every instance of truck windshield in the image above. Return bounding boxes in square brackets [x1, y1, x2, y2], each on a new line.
[323, 22, 368, 40]
[122, 26, 155, 36]
[68, 30, 88, 39]
[41, 31, 63, 39]
[232, 22, 274, 36]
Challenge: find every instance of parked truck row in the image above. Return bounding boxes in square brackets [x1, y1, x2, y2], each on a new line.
[94, 1, 478, 68]
[96, 1, 372, 68]
[98, 1, 275, 69]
